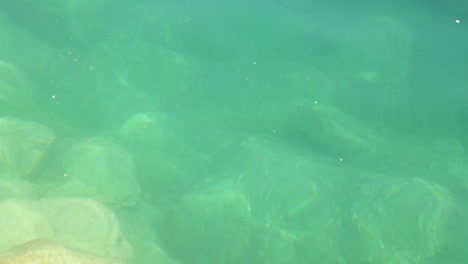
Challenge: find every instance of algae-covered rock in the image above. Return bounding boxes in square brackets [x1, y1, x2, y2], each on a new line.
[247, 223, 298, 264]
[162, 180, 251, 264]
[0, 198, 52, 253]
[0, 239, 124, 264]
[209, 136, 342, 262]
[0, 178, 37, 200]
[340, 177, 456, 263]
[39, 197, 133, 261]
[280, 101, 377, 159]
[0, 197, 132, 262]
[45, 137, 140, 207]
[117, 112, 171, 148]
[117, 112, 209, 200]
[0, 117, 55, 179]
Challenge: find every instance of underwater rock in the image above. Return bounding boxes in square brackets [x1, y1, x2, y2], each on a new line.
[117, 112, 209, 200]
[0, 198, 52, 253]
[117, 112, 170, 148]
[280, 101, 377, 159]
[45, 137, 140, 207]
[210, 136, 345, 262]
[132, 241, 178, 264]
[0, 117, 55, 179]
[0, 239, 124, 264]
[247, 223, 298, 264]
[113, 202, 178, 264]
[39, 197, 133, 261]
[340, 177, 456, 263]
[211, 136, 340, 235]
[161, 180, 252, 264]
[0, 197, 132, 262]
[0, 178, 37, 200]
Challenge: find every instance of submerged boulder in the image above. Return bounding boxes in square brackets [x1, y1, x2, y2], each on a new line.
[162, 180, 252, 264]
[0, 239, 124, 264]
[44, 137, 140, 207]
[0, 117, 55, 179]
[340, 177, 457, 263]
[280, 101, 378, 159]
[39, 197, 133, 260]
[0, 198, 51, 253]
[0, 197, 132, 262]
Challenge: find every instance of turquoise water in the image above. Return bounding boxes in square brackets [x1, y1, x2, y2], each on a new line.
[0, 0, 467, 263]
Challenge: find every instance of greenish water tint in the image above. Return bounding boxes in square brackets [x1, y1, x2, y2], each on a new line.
[0, 0, 467, 263]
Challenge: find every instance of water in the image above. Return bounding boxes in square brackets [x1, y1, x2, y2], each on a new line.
[0, 0, 467, 263]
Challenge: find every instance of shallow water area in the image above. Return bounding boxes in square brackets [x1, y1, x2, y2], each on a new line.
[0, 0, 467, 263]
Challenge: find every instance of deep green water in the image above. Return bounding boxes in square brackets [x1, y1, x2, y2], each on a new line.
[0, 0, 467, 263]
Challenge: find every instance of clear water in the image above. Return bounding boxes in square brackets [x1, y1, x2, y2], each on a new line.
[0, 0, 467, 263]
